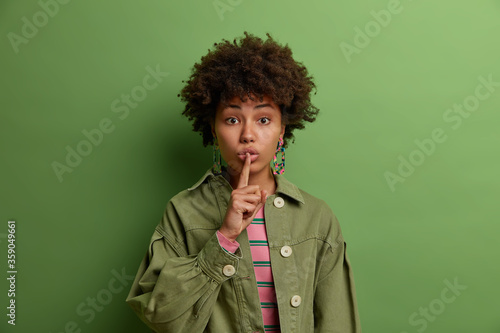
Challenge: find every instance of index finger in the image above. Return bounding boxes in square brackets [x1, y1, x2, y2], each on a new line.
[237, 153, 251, 188]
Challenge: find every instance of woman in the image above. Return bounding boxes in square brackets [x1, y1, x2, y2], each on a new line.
[126, 31, 361, 333]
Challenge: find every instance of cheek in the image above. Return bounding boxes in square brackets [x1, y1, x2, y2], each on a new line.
[214, 125, 229, 146]
[267, 141, 278, 156]
[217, 138, 231, 155]
[216, 133, 236, 159]
[261, 133, 280, 155]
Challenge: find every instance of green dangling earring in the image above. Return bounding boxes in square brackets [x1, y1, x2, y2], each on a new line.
[273, 137, 285, 175]
[212, 136, 221, 174]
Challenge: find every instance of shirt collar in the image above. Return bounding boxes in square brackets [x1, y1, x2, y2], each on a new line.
[188, 165, 305, 204]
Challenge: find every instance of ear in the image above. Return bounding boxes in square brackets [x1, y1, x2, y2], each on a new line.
[280, 124, 286, 137]
[210, 121, 216, 138]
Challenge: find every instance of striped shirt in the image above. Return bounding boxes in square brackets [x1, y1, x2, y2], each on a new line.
[217, 205, 281, 332]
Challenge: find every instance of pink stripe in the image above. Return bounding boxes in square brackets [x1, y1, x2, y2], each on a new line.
[254, 207, 264, 218]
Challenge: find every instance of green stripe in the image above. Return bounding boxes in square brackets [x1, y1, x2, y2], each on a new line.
[257, 281, 274, 287]
[253, 218, 264, 221]
[265, 325, 281, 331]
[251, 222, 265, 225]
[250, 240, 268, 246]
[253, 261, 270, 264]
[261, 302, 278, 308]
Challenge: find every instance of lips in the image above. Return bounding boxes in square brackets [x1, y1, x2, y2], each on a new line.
[238, 148, 259, 155]
[237, 148, 259, 163]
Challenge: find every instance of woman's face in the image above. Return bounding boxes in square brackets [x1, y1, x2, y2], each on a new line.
[212, 94, 285, 176]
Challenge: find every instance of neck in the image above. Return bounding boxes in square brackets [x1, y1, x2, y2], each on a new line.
[228, 165, 277, 195]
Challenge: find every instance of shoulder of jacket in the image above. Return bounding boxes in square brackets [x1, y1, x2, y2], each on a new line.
[295, 186, 333, 213]
[161, 186, 209, 219]
[167, 170, 215, 207]
[294, 186, 344, 241]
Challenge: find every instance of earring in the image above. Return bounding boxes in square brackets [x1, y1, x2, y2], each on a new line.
[212, 136, 221, 174]
[273, 137, 285, 175]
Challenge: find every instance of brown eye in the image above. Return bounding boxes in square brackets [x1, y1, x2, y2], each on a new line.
[259, 117, 270, 124]
[225, 117, 239, 124]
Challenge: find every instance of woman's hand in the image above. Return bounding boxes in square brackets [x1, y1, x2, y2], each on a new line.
[219, 153, 267, 242]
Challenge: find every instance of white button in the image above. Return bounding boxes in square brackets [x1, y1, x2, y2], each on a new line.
[273, 197, 284, 208]
[223, 265, 235, 277]
[280, 245, 292, 257]
[291, 295, 302, 307]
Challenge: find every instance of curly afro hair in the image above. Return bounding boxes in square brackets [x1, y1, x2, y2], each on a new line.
[178, 31, 319, 149]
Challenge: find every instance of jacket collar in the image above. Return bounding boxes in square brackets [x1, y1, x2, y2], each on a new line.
[188, 165, 305, 204]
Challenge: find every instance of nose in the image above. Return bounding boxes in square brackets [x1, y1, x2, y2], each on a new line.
[240, 122, 255, 143]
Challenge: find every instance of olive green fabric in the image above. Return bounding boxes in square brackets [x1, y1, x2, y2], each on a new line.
[126, 166, 362, 332]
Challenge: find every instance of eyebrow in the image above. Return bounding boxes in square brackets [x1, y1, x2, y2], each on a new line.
[226, 103, 275, 110]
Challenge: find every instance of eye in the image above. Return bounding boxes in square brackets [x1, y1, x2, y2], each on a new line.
[225, 117, 239, 125]
[259, 117, 271, 124]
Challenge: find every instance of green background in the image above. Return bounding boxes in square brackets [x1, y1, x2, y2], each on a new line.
[1, 0, 499, 332]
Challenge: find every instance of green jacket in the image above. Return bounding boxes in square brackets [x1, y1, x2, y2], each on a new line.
[126, 166, 362, 332]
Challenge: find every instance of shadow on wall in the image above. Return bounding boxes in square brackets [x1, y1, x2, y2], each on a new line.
[158, 119, 212, 194]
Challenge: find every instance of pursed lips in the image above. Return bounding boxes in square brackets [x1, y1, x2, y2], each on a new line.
[237, 148, 259, 162]
[238, 148, 259, 155]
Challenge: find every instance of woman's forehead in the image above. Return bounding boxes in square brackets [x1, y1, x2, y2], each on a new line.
[219, 93, 276, 107]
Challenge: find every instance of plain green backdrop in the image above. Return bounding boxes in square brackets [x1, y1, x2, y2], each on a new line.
[1, 0, 499, 332]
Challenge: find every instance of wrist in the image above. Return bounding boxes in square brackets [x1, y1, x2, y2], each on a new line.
[218, 228, 238, 242]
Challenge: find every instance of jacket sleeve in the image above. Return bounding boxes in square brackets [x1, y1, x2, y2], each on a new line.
[126, 200, 242, 333]
[313, 214, 362, 332]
